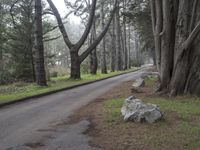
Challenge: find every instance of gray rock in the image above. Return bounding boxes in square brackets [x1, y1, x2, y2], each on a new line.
[121, 96, 163, 123]
[132, 78, 145, 88]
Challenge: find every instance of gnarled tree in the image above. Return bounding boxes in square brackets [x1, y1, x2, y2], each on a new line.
[47, 0, 116, 79]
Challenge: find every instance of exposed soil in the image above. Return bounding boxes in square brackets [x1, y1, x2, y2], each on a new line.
[68, 78, 198, 150]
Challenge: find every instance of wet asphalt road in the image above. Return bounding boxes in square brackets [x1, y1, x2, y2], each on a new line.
[0, 68, 151, 150]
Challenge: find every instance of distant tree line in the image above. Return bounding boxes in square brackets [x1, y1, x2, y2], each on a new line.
[0, 0, 153, 86]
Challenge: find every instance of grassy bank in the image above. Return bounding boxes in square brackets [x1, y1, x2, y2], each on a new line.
[103, 96, 200, 150]
[99, 77, 200, 150]
[0, 68, 138, 104]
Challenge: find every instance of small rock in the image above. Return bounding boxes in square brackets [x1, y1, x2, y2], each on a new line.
[132, 78, 145, 88]
[121, 96, 163, 123]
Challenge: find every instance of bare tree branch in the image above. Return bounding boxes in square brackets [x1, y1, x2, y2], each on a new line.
[46, 0, 74, 48]
[43, 35, 61, 42]
[73, 0, 97, 52]
[80, 1, 117, 62]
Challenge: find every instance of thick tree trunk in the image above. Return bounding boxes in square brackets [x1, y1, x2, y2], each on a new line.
[90, 18, 98, 75]
[151, 0, 200, 96]
[169, 0, 198, 96]
[151, 0, 162, 73]
[34, 0, 47, 86]
[100, 1, 107, 74]
[90, 50, 98, 74]
[70, 51, 81, 79]
[160, 0, 176, 90]
[184, 56, 200, 96]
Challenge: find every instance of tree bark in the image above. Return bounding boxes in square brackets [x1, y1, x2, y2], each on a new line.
[128, 22, 131, 69]
[150, 0, 200, 96]
[70, 50, 81, 79]
[100, 1, 107, 74]
[0, 4, 4, 72]
[170, 0, 199, 96]
[123, 0, 128, 70]
[90, 18, 98, 75]
[34, 0, 47, 86]
[0, 47, 3, 72]
[151, 0, 162, 73]
[111, 16, 116, 72]
[160, 0, 176, 90]
[115, 3, 123, 71]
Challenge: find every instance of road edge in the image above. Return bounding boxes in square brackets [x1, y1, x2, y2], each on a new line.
[0, 69, 141, 108]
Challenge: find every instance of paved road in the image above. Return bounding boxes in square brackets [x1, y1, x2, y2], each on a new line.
[0, 68, 151, 150]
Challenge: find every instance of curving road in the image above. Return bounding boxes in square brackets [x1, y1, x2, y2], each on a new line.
[0, 68, 151, 150]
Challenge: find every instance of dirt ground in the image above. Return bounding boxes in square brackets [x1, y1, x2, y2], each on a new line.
[68, 78, 200, 150]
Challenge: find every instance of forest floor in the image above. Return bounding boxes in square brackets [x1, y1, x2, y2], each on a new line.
[0, 68, 138, 103]
[68, 76, 200, 150]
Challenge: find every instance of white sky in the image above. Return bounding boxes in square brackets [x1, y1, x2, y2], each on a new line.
[51, 0, 81, 24]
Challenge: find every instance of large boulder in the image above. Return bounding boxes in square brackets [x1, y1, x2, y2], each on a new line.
[132, 78, 145, 88]
[121, 96, 163, 123]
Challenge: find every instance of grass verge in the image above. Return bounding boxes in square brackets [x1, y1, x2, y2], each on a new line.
[100, 77, 200, 150]
[0, 68, 138, 104]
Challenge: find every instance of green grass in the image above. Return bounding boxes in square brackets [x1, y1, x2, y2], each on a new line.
[103, 96, 200, 149]
[144, 76, 158, 86]
[147, 97, 200, 116]
[0, 68, 138, 104]
[100, 76, 200, 149]
[104, 99, 124, 122]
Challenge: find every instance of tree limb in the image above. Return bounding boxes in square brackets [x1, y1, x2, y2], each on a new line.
[43, 35, 61, 42]
[182, 20, 200, 50]
[46, 0, 74, 48]
[189, 0, 198, 32]
[73, 0, 97, 52]
[43, 21, 68, 35]
[80, 1, 117, 63]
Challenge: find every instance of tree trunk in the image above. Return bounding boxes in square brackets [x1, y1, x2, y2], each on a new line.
[123, 0, 128, 70]
[100, 1, 107, 74]
[150, 0, 200, 96]
[111, 17, 116, 72]
[0, 48, 3, 72]
[127, 22, 131, 69]
[90, 17, 98, 74]
[151, 0, 162, 73]
[70, 50, 81, 79]
[0, 5, 3, 72]
[34, 0, 47, 86]
[184, 56, 200, 96]
[115, 4, 123, 71]
[160, 0, 176, 90]
[90, 50, 98, 74]
[169, 0, 196, 95]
